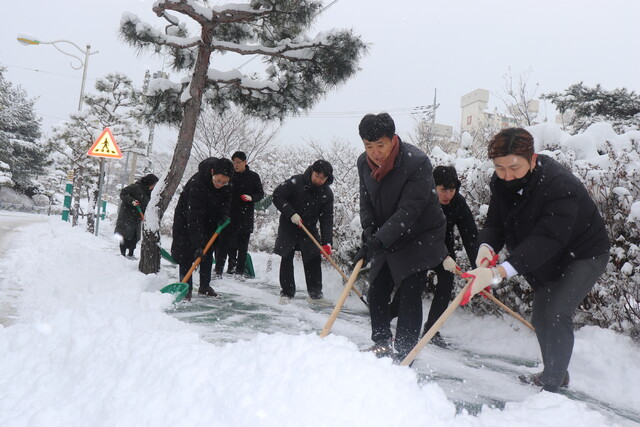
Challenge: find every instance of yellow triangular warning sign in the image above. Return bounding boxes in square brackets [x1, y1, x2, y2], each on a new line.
[87, 128, 123, 159]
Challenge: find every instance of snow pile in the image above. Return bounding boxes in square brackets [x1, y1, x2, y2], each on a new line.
[0, 214, 632, 426]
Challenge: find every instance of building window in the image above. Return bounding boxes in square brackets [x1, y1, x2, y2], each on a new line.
[467, 116, 472, 125]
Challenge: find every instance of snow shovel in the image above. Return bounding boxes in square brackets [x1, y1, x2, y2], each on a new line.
[160, 247, 177, 265]
[160, 218, 231, 303]
[299, 223, 368, 308]
[244, 253, 256, 278]
[452, 269, 534, 332]
[399, 278, 472, 366]
[135, 205, 144, 220]
[319, 259, 364, 338]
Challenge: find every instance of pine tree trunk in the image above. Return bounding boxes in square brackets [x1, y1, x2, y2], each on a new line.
[139, 227, 161, 274]
[137, 23, 215, 275]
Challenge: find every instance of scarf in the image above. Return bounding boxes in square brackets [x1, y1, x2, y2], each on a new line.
[367, 136, 400, 182]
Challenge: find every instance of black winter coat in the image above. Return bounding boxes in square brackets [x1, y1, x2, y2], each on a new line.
[479, 154, 610, 289]
[171, 158, 231, 265]
[229, 166, 264, 234]
[115, 180, 152, 242]
[273, 166, 333, 262]
[358, 139, 448, 284]
[441, 191, 478, 267]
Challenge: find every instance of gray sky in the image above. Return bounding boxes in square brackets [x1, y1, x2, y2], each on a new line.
[3, 0, 639, 151]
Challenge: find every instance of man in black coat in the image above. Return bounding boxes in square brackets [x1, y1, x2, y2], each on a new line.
[171, 158, 233, 300]
[273, 159, 334, 306]
[354, 113, 448, 363]
[422, 165, 478, 346]
[463, 128, 610, 392]
[114, 173, 159, 258]
[214, 151, 264, 278]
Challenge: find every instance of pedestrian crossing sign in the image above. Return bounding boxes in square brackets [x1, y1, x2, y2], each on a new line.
[87, 127, 123, 159]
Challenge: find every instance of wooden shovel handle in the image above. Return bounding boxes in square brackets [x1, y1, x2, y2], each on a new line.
[400, 280, 471, 366]
[180, 218, 231, 283]
[319, 259, 364, 338]
[299, 223, 367, 304]
[453, 269, 534, 332]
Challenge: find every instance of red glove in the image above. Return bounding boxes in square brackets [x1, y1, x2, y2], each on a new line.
[321, 244, 332, 256]
[132, 200, 140, 207]
[240, 194, 252, 202]
[476, 245, 499, 268]
[460, 268, 494, 305]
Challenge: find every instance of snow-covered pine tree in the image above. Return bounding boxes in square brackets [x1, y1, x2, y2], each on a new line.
[542, 82, 640, 134]
[46, 73, 146, 229]
[120, 0, 367, 274]
[0, 66, 46, 195]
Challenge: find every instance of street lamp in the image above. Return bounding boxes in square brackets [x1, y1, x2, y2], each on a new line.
[17, 33, 99, 111]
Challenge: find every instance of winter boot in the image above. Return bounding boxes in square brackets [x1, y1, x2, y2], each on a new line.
[518, 371, 570, 388]
[361, 338, 394, 358]
[429, 332, 450, 349]
[279, 295, 292, 305]
[198, 286, 218, 297]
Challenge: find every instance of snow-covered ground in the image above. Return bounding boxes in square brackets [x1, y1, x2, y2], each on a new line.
[0, 211, 638, 427]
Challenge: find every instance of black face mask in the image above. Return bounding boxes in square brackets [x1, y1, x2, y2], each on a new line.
[502, 169, 532, 193]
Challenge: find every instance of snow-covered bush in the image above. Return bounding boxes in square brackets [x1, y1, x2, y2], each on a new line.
[448, 123, 640, 338]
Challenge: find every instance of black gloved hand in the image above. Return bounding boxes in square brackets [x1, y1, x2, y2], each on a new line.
[219, 216, 230, 226]
[194, 247, 204, 259]
[362, 226, 375, 243]
[352, 236, 382, 268]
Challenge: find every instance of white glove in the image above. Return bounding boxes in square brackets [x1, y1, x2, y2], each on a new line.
[290, 213, 302, 226]
[476, 245, 496, 268]
[442, 256, 460, 274]
[460, 267, 494, 305]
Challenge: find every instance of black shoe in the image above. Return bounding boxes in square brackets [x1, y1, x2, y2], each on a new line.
[429, 332, 450, 349]
[198, 286, 218, 297]
[212, 272, 223, 280]
[361, 339, 394, 358]
[518, 371, 570, 388]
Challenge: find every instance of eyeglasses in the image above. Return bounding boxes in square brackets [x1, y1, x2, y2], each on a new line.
[213, 177, 230, 187]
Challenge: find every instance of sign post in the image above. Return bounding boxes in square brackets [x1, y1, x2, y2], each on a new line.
[87, 127, 122, 236]
[61, 169, 74, 221]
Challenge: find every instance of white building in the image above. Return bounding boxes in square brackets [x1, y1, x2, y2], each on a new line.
[460, 88, 539, 134]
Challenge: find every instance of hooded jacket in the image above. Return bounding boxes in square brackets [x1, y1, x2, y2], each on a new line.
[114, 179, 153, 242]
[273, 165, 334, 261]
[171, 158, 231, 264]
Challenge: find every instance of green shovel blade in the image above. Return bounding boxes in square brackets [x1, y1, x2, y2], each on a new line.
[160, 282, 190, 303]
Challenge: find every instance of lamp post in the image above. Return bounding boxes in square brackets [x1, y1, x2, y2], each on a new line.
[17, 33, 98, 111]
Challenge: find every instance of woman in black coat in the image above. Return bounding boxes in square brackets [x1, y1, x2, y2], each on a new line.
[171, 158, 232, 299]
[114, 174, 159, 258]
[354, 113, 448, 362]
[273, 160, 334, 305]
[463, 128, 610, 392]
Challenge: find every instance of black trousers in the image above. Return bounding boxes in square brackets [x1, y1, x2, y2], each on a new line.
[368, 263, 428, 357]
[227, 232, 251, 274]
[531, 253, 608, 392]
[423, 263, 454, 332]
[119, 238, 137, 256]
[179, 251, 214, 292]
[279, 251, 322, 298]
